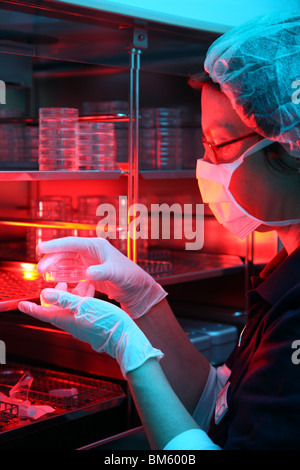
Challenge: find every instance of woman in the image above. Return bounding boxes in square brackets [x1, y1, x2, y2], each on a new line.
[19, 12, 300, 449]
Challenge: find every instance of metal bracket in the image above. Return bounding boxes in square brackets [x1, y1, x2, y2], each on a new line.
[132, 28, 148, 50]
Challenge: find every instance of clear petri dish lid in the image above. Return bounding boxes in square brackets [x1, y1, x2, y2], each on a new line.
[39, 107, 78, 117]
[157, 142, 181, 149]
[77, 134, 115, 143]
[77, 152, 114, 159]
[156, 126, 181, 133]
[39, 148, 75, 156]
[77, 195, 112, 213]
[82, 100, 128, 114]
[43, 267, 87, 283]
[90, 143, 114, 151]
[141, 107, 181, 116]
[138, 259, 173, 275]
[39, 138, 76, 148]
[40, 128, 76, 138]
[39, 119, 77, 128]
[31, 195, 72, 207]
[39, 162, 76, 171]
[77, 122, 114, 132]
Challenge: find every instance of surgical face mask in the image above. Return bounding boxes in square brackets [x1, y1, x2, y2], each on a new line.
[196, 138, 300, 239]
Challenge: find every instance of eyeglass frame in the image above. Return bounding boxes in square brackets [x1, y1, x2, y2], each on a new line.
[202, 132, 259, 164]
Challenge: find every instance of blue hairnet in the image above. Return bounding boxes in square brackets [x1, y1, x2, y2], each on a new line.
[204, 12, 300, 158]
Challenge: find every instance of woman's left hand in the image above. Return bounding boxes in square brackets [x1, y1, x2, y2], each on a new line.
[18, 287, 163, 377]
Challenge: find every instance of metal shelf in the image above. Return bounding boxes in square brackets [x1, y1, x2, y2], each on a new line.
[0, 114, 130, 125]
[0, 361, 125, 440]
[0, 169, 198, 181]
[0, 254, 245, 313]
[141, 170, 195, 179]
[0, 170, 124, 181]
[147, 251, 245, 286]
[0, 1, 218, 73]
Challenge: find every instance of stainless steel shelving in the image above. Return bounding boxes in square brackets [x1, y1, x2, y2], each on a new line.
[0, 169, 197, 181]
[0, 170, 124, 181]
[149, 251, 245, 286]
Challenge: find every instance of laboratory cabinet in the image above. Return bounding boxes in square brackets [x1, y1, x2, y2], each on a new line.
[0, 0, 278, 449]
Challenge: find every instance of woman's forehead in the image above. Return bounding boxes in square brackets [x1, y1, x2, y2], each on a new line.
[201, 85, 250, 141]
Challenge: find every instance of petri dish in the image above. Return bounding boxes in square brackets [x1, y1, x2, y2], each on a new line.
[39, 128, 76, 138]
[39, 138, 76, 149]
[39, 107, 78, 118]
[77, 122, 114, 132]
[43, 267, 87, 283]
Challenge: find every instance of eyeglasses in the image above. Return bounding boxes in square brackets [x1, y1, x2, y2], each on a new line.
[202, 132, 258, 164]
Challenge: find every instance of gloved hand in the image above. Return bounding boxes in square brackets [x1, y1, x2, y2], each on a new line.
[18, 288, 164, 377]
[36, 237, 167, 320]
[60, 279, 95, 297]
[33, 279, 95, 318]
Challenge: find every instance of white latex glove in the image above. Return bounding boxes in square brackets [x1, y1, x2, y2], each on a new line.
[35, 280, 95, 320]
[18, 288, 164, 377]
[36, 237, 168, 320]
[59, 280, 95, 297]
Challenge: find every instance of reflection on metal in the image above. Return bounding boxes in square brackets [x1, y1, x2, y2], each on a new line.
[78, 113, 130, 122]
[0, 217, 124, 233]
[127, 28, 148, 263]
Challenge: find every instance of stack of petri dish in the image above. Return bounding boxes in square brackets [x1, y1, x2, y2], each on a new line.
[76, 122, 116, 170]
[82, 101, 128, 164]
[140, 107, 182, 170]
[74, 195, 112, 238]
[23, 125, 39, 166]
[0, 123, 25, 163]
[138, 259, 173, 276]
[26, 195, 73, 263]
[39, 108, 78, 171]
[0, 109, 25, 164]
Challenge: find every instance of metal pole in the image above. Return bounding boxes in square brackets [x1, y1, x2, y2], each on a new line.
[127, 29, 147, 263]
[133, 49, 141, 264]
[126, 32, 147, 426]
[128, 47, 142, 263]
[127, 48, 135, 261]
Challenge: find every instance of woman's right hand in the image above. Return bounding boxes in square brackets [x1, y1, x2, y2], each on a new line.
[37, 237, 167, 320]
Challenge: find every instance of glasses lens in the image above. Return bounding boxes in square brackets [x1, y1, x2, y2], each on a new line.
[202, 140, 218, 163]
